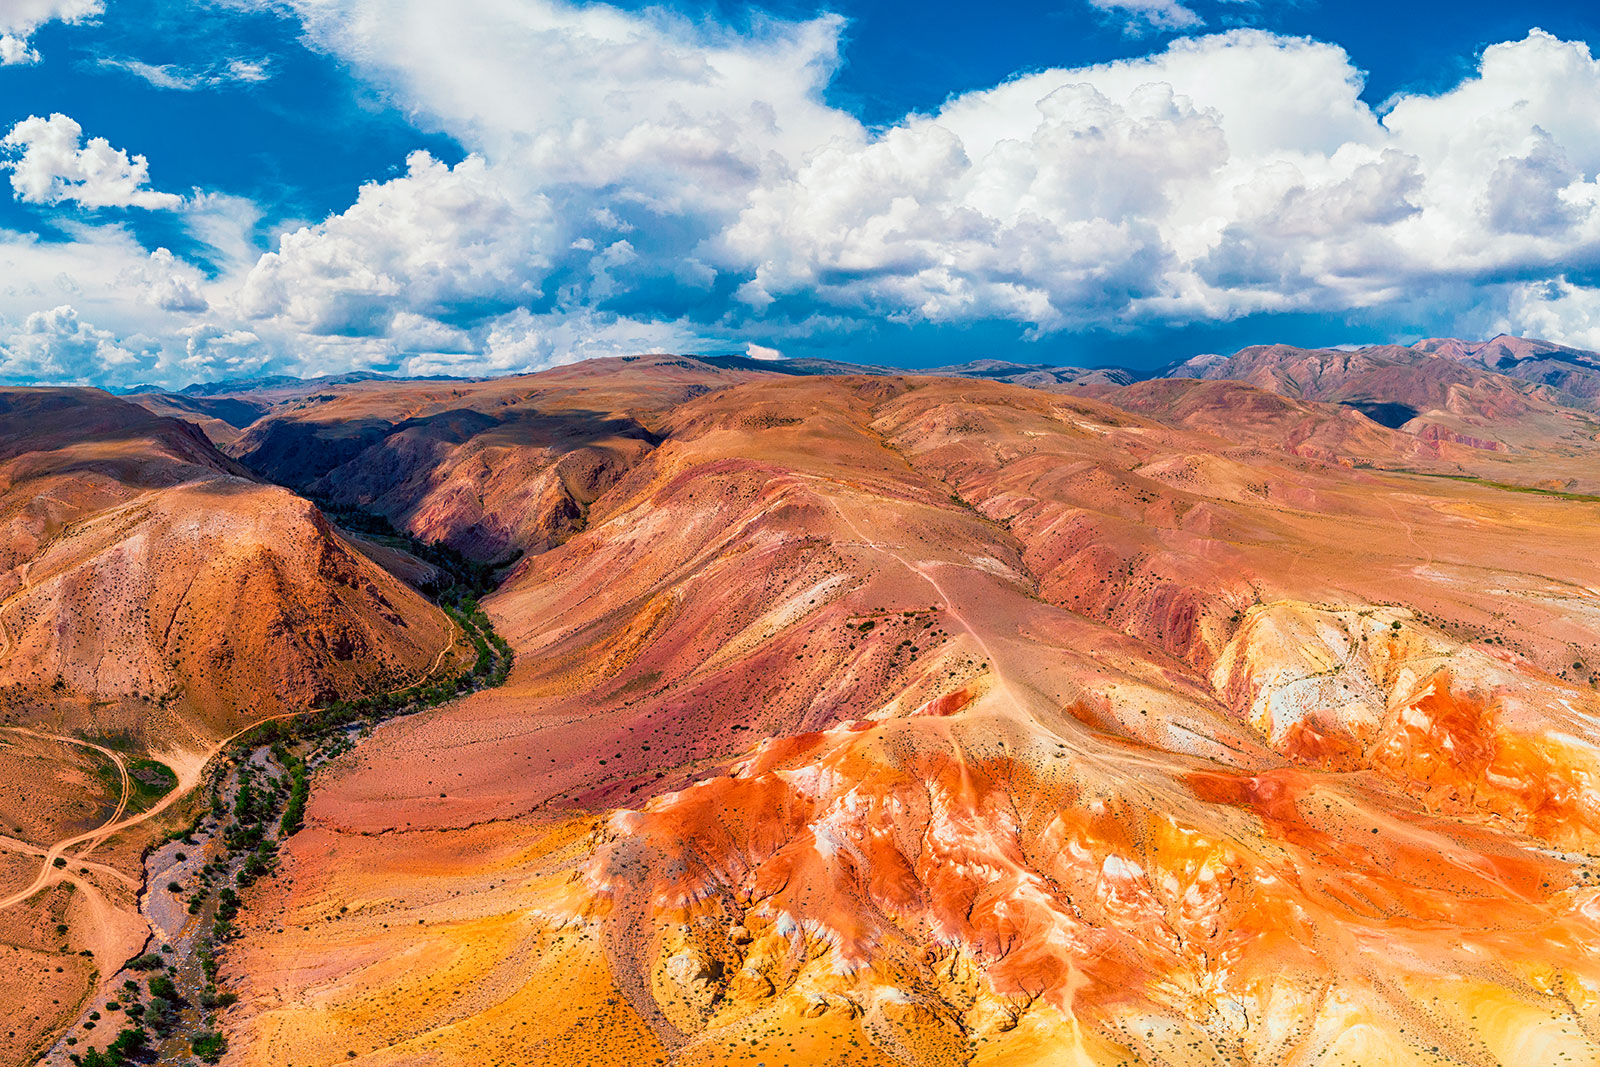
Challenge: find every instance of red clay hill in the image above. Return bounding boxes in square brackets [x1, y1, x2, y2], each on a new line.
[99, 355, 1597, 1067]
[0, 387, 465, 1066]
[0, 387, 455, 745]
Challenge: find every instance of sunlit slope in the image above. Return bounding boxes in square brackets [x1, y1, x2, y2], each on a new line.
[0, 387, 455, 748]
[1160, 342, 1600, 490]
[0, 387, 465, 1067]
[225, 370, 1600, 1066]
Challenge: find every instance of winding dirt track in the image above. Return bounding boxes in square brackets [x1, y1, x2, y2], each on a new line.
[0, 727, 156, 910]
[830, 496, 1017, 707]
[0, 727, 130, 872]
[0, 561, 33, 668]
[0, 613, 464, 913]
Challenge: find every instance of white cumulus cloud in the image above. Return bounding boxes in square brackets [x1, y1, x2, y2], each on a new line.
[237, 150, 552, 335]
[718, 27, 1600, 333]
[1, 113, 182, 209]
[185, 13, 1600, 368]
[463, 307, 703, 377]
[9, 4, 1600, 386]
[0, 0, 101, 64]
[0, 304, 149, 383]
[0, 34, 38, 64]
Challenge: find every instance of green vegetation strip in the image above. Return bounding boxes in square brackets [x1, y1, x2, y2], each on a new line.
[1392, 469, 1600, 503]
[69, 510, 512, 1067]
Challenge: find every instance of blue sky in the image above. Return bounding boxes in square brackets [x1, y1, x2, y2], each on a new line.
[1, 0, 1599, 386]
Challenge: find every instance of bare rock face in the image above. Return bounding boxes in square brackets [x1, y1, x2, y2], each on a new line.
[1413, 333, 1600, 406]
[0, 387, 466, 1067]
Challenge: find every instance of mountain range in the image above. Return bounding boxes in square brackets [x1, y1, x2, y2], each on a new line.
[3, 337, 1600, 1067]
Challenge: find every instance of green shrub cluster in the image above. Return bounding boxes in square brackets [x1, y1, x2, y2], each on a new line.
[122, 505, 516, 1064]
[71, 1025, 145, 1067]
[277, 746, 310, 836]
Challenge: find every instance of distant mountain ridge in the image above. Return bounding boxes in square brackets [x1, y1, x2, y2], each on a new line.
[147, 356, 1137, 397]
[1162, 334, 1600, 413]
[135, 334, 1600, 408]
[121, 336, 1600, 491]
[1411, 333, 1600, 405]
[176, 370, 472, 397]
[1141, 335, 1600, 496]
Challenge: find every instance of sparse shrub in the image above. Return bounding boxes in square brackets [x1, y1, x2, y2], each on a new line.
[107, 1026, 147, 1058]
[148, 996, 179, 1034]
[191, 1030, 227, 1063]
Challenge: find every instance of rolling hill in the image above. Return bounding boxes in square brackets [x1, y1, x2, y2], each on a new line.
[195, 362, 1600, 1067]
[0, 387, 462, 1065]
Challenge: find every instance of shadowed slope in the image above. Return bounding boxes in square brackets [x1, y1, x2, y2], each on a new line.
[123, 391, 271, 447]
[227, 356, 770, 562]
